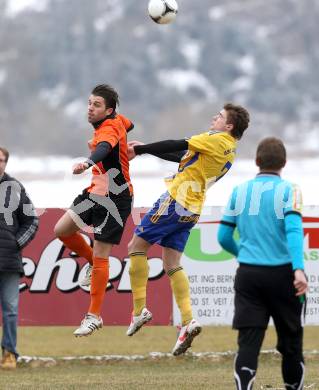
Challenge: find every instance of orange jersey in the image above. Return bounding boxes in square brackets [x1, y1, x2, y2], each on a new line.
[86, 114, 133, 197]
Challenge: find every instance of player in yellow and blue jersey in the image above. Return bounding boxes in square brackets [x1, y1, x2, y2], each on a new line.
[126, 103, 250, 355]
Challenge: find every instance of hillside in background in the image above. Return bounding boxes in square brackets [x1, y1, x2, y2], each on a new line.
[0, 0, 318, 157]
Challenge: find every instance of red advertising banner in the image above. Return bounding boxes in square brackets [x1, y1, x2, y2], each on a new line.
[18, 209, 172, 326]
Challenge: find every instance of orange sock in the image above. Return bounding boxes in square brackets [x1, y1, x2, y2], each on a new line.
[88, 257, 109, 316]
[59, 232, 93, 265]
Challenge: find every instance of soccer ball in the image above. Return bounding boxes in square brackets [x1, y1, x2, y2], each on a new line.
[148, 0, 178, 25]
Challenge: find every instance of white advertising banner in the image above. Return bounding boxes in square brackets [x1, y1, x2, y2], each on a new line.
[173, 206, 319, 326]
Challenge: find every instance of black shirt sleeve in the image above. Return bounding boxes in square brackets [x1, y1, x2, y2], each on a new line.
[126, 123, 134, 132]
[86, 142, 112, 166]
[148, 151, 186, 163]
[134, 139, 188, 156]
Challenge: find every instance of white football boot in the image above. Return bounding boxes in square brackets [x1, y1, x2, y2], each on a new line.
[126, 308, 153, 336]
[79, 264, 92, 288]
[73, 314, 103, 337]
[172, 319, 202, 356]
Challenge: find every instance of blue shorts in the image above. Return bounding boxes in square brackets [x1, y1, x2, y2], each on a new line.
[135, 192, 199, 252]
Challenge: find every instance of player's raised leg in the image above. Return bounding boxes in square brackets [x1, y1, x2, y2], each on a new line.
[163, 247, 201, 356]
[54, 210, 93, 287]
[126, 234, 152, 336]
[73, 240, 111, 336]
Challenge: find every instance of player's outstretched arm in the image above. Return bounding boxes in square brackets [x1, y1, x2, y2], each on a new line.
[151, 150, 185, 163]
[73, 141, 112, 174]
[133, 139, 188, 162]
[127, 140, 144, 161]
[134, 139, 188, 154]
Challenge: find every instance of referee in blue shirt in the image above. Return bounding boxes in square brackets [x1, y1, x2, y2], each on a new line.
[218, 137, 308, 390]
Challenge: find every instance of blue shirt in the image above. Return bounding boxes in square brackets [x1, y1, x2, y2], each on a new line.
[218, 173, 304, 270]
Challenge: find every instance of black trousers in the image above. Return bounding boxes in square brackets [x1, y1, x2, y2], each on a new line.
[233, 264, 306, 390]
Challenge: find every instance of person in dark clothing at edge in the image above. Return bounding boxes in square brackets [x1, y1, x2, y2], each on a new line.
[0, 146, 39, 369]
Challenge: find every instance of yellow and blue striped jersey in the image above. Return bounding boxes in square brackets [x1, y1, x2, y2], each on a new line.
[165, 131, 237, 214]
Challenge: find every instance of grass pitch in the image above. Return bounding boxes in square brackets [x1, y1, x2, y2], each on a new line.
[0, 326, 318, 389]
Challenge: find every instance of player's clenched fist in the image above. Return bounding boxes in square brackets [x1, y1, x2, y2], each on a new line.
[72, 162, 89, 174]
[127, 140, 144, 161]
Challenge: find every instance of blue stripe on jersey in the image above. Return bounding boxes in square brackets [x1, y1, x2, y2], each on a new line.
[178, 152, 199, 172]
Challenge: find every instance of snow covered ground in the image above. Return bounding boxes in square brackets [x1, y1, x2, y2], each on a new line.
[6, 155, 319, 208]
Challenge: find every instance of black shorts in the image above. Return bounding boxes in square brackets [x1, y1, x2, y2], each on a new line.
[233, 263, 306, 333]
[70, 191, 132, 244]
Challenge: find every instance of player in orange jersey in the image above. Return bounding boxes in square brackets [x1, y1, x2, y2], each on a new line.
[54, 84, 134, 336]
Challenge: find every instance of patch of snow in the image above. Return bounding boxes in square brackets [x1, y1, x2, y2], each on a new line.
[231, 76, 253, 92]
[5, 0, 49, 18]
[209, 6, 226, 20]
[0, 69, 7, 85]
[64, 100, 86, 118]
[94, 2, 124, 32]
[179, 39, 202, 68]
[39, 84, 67, 109]
[278, 57, 306, 83]
[237, 55, 256, 76]
[157, 68, 217, 101]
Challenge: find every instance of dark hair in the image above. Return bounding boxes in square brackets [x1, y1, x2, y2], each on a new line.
[256, 137, 286, 171]
[91, 84, 119, 111]
[224, 103, 250, 140]
[0, 147, 9, 162]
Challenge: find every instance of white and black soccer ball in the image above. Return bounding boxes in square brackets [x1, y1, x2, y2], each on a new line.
[148, 0, 178, 25]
